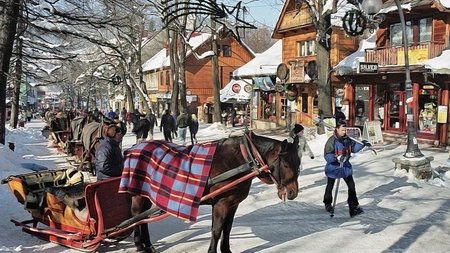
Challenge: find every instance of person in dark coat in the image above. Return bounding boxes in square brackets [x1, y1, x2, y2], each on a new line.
[323, 120, 371, 217]
[189, 114, 199, 145]
[334, 106, 346, 126]
[95, 124, 124, 181]
[132, 114, 151, 144]
[160, 109, 175, 142]
[147, 110, 158, 140]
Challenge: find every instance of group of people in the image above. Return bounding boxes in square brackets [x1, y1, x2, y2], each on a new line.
[289, 118, 371, 218]
[160, 109, 199, 146]
[95, 104, 371, 218]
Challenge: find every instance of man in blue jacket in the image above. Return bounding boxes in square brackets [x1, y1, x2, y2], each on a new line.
[323, 120, 371, 217]
[95, 124, 125, 181]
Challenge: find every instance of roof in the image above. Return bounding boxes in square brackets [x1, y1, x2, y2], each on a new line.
[423, 50, 450, 74]
[333, 33, 377, 76]
[232, 40, 282, 78]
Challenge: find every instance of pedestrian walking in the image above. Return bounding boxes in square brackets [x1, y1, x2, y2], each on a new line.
[132, 114, 151, 144]
[323, 120, 371, 217]
[334, 106, 346, 126]
[146, 110, 158, 140]
[160, 109, 175, 142]
[287, 124, 314, 171]
[189, 114, 199, 145]
[177, 110, 190, 145]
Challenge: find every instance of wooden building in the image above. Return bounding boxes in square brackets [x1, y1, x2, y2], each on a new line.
[142, 31, 254, 120]
[335, 0, 450, 146]
[272, 0, 360, 127]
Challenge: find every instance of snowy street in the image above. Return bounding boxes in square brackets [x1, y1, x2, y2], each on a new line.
[1, 119, 450, 253]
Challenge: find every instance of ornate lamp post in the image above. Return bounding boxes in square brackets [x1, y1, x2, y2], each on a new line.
[361, 0, 423, 158]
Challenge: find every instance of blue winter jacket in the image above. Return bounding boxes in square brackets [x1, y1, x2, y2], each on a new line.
[323, 133, 364, 178]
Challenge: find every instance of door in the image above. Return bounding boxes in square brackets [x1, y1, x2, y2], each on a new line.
[385, 91, 405, 131]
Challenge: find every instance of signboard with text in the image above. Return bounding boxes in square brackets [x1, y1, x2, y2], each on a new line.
[362, 121, 383, 144]
[357, 62, 378, 73]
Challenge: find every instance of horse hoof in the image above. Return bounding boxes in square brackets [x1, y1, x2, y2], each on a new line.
[137, 245, 157, 253]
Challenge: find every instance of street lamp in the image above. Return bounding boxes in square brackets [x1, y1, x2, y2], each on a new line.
[362, 0, 423, 158]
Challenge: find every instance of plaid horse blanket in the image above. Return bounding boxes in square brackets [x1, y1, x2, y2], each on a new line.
[119, 140, 218, 222]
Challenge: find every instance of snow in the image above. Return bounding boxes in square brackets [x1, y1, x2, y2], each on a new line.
[333, 32, 377, 75]
[442, 0, 450, 8]
[233, 40, 282, 78]
[1, 120, 450, 252]
[423, 50, 450, 74]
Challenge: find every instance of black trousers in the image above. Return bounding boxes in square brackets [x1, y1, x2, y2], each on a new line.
[323, 175, 359, 210]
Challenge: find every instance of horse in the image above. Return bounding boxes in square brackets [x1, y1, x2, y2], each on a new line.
[120, 131, 300, 253]
[78, 117, 127, 175]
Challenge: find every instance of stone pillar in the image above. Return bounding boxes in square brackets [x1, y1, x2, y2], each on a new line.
[392, 156, 434, 179]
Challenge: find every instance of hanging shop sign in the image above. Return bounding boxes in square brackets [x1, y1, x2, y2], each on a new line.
[232, 83, 241, 94]
[342, 9, 367, 36]
[357, 62, 378, 73]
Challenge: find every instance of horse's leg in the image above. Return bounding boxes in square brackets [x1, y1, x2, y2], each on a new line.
[131, 196, 155, 253]
[208, 201, 238, 253]
[220, 205, 239, 253]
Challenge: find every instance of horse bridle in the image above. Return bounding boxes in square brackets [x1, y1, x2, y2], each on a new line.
[242, 132, 282, 188]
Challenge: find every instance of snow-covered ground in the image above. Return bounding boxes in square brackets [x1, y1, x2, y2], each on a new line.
[1, 119, 450, 253]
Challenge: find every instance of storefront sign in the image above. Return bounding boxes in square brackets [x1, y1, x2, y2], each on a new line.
[397, 47, 428, 65]
[362, 121, 383, 144]
[357, 62, 378, 73]
[437, 105, 448, 123]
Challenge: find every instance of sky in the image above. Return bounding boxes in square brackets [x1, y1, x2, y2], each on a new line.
[224, 0, 284, 28]
[1, 118, 450, 253]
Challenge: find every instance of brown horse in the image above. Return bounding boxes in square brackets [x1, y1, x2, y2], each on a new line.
[122, 132, 300, 253]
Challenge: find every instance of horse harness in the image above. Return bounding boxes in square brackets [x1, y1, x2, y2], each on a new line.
[207, 132, 281, 188]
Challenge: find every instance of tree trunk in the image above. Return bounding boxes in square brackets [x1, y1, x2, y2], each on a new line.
[316, 42, 332, 118]
[10, 5, 24, 129]
[211, 16, 221, 123]
[0, 0, 20, 144]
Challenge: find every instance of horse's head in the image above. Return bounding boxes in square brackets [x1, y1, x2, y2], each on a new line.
[252, 134, 300, 201]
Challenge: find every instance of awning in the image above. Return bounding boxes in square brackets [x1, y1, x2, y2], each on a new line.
[220, 79, 252, 104]
[253, 76, 275, 91]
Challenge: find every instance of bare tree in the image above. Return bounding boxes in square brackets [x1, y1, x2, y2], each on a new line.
[0, 0, 20, 145]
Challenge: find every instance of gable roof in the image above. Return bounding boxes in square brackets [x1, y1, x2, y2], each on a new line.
[232, 40, 282, 78]
[142, 30, 255, 73]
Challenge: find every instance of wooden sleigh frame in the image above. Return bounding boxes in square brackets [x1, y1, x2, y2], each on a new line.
[4, 133, 276, 252]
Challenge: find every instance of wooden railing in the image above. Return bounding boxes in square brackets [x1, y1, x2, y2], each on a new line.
[365, 42, 447, 66]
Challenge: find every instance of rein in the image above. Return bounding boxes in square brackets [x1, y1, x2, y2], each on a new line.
[243, 132, 281, 188]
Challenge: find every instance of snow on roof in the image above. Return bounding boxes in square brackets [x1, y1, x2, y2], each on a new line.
[142, 48, 170, 72]
[220, 79, 252, 103]
[423, 50, 450, 74]
[142, 33, 212, 72]
[440, 0, 450, 8]
[232, 40, 282, 78]
[333, 32, 377, 75]
[330, 0, 360, 27]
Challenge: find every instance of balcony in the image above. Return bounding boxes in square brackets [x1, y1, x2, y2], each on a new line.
[365, 41, 447, 66]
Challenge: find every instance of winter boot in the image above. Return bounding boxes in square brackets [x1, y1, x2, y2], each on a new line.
[349, 206, 364, 218]
[325, 204, 334, 213]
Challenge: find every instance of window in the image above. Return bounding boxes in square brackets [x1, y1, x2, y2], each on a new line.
[419, 18, 432, 42]
[298, 40, 316, 56]
[390, 21, 412, 46]
[222, 45, 231, 57]
[165, 71, 170, 86]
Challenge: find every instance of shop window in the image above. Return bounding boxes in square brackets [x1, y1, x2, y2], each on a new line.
[281, 96, 288, 120]
[261, 91, 276, 120]
[354, 86, 370, 129]
[418, 85, 438, 134]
